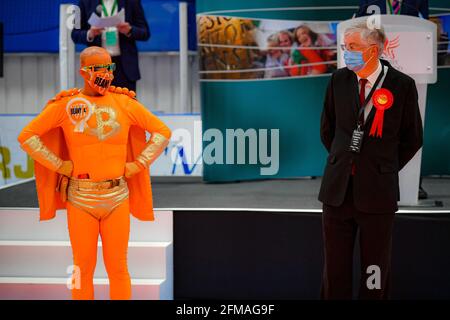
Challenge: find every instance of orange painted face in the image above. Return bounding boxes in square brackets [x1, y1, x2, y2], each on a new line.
[83, 64, 115, 95]
[80, 49, 115, 95]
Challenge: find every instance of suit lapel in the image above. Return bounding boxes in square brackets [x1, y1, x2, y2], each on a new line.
[341, 69, 360, 122]
[350, 71, 360, 118]
[118, 0, 125, 11]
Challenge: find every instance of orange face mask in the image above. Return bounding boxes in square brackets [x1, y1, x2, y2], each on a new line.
[82, 63, 115, 95]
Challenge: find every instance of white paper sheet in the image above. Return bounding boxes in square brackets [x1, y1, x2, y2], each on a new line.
[88, 8, 125, 28]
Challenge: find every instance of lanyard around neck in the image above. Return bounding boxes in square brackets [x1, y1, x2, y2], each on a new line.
[356, 66, 385, 127]
[387, 0, 401, 15]
[101, 0, 118, 17]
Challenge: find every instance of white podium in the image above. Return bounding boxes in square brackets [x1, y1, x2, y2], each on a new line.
[337, 15, 437, 206]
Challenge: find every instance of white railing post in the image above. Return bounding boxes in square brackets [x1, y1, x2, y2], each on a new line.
[179, 2, 189, 113]
[59, 4, 76, 90]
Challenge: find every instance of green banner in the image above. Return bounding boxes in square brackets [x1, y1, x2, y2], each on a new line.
[198, 0, 450, 182]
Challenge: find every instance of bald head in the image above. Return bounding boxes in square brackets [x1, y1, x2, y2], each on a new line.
[80, 46, 112, 67]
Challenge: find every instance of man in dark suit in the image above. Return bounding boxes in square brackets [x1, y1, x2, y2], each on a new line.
[357, 0, 429, 199]
[356, 0, 429, 19]
[319, 21, 423, 299]
[71, 0, 150, 92]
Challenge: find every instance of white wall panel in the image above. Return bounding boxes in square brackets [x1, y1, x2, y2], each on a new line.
[0, 53, 200, 115]
[21, 57, 39, 114]
[138, 53, 158, 111]
[4, 56, 23, 114]
[39, 55, 60, 112]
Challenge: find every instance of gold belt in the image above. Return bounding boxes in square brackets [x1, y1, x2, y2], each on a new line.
[69, 177, 124, 190]
[67, 176, 129, 220]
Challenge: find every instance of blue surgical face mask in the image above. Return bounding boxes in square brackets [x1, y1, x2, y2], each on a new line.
[343, 46, 375, 72]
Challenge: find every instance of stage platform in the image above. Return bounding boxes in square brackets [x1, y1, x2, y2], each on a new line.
[0, 177, 449, 300]
[1, 177, 449, 211]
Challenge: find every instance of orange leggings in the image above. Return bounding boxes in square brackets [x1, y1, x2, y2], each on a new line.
[67, 199, 131, 300]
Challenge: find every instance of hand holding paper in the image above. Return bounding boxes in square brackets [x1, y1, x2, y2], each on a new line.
[88, 8, 125, 28]
[87, 26, 104, 39]
[117, 22, 132, 35]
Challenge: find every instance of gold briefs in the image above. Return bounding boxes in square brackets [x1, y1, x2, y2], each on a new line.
[67, 176, 129, 220]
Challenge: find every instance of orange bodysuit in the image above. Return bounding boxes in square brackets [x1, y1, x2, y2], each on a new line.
[17, 87, 171, 299]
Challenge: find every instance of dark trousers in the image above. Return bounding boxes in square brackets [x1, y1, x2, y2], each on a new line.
[321, 178, 395, 300]
[112, 56, 137, 92]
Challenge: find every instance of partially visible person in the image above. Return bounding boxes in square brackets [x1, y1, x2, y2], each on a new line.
[319, 21, 423, 299]
[278, 30, 294, 56]
[431, 17, 450, 68]
[17, 46, 171, 300]
[288, 25, 327, 76]
[264, 34, 290, 78]
[357, 0, 429, 200]
[71, 0, 150, 92]
[356, 0, 429, 19]
[297, 25, 335, 60]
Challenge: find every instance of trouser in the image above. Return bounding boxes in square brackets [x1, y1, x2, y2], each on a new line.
[67, 199, 131, 300]
[112, 56, 137, 92]
[321, 178, 395, 300]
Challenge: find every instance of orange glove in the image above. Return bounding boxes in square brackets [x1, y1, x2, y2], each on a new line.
[124, 161, 143, 179]
[56, 174, 69, 203]
[57, 160, 73, 177]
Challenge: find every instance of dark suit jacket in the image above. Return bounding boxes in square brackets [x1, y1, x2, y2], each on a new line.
[356, 0, 429, 19]
[71, 0, 150, 81]
[318, 60, 423, 214]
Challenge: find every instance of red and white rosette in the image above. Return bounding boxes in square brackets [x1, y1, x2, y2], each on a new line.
[369, 88, 394, 138]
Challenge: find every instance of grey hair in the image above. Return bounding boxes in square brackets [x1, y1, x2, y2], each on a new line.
[344, 21, 386, 56]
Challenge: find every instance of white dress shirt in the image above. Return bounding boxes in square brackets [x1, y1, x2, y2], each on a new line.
[102, 0, 116, 13]
[101, 0, 121, 56]
[86, 0, 122, 56]
[357, 60, 388, 121]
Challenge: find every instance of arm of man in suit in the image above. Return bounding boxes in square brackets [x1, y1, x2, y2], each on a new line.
[71, 0, 103, 45]
[128, 0, 151, 41]
[71, 0, 91, 45]
[418, 0, 429, 19]
[398, 79, 423, 170]
[320, 73, 336, 153]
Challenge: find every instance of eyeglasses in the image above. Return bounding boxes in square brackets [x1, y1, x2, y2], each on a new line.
[340, 43, 377, 51]
[82, 63, 116, 72]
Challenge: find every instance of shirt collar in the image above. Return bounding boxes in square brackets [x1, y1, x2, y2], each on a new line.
[357, 60, 382, 86]
[103, 0, 115, 10]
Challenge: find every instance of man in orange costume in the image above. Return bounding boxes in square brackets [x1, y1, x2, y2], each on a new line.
[17, 46, 171, 300]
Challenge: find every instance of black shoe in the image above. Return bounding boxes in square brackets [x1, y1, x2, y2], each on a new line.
[419, 186, 428, 200]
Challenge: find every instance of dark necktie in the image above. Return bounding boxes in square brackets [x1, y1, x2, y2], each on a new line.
[359, 78, 368, 125]
[352, 78, 368, 176]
